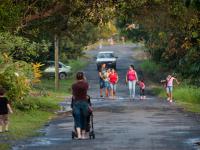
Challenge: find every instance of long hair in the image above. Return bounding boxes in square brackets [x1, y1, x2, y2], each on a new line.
[130, 65, 135, 70]
[76, 72, 84, 80]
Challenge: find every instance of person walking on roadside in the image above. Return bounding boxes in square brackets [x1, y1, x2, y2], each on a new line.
[126, 65, 138, 100]
[0, 88, 13, 133]
[99, 63, 107, 97]
[104, 68, 111, 97]
[72, 72, 89, 139]
[137, 79, 145, 100]
[165, 74, 180, 103]
[108, 68, 118, 99]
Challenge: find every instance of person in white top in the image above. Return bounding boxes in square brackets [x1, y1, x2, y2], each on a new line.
[166, 75, 180, 102]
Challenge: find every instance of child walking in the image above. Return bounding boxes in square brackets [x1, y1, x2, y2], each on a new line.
[0, 88, 13, 133]
[104, 68, 111, 97]
[108, 68, 118, 99]
[138, 79, 145, 100]
[166, 75, 179, 102]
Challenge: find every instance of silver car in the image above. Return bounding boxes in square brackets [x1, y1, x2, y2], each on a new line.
[43, 61, 71, 79]
[96, 51, 118, 70]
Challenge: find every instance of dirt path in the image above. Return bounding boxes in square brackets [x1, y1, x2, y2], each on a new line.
[13, 44, 200, 150]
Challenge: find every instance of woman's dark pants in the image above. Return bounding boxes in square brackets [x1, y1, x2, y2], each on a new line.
[73, 101, 88, 130]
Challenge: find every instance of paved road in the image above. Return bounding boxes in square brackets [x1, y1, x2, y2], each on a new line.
[13, 44, 200, 150]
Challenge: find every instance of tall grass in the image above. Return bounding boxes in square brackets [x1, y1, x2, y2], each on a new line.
[141, 59, 200, 113]
[140, 60, 160, 76]
[174, 86, 200, 104]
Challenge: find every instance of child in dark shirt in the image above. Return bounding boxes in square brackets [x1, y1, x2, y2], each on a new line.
[0, 88, 13, 133]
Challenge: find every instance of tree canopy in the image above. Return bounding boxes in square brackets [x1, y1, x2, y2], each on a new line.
[116, 0, 200, 85]
[0, 0, 199, 86]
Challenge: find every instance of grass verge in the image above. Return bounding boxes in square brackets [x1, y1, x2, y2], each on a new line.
[140, 60, 200, 113]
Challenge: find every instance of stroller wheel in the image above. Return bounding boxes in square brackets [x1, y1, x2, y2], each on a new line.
[92, 134, 95, 139]
[89, 131, 95, 139]
[72, 131, 75, 139]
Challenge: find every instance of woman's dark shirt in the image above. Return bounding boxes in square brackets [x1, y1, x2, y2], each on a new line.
[0, 97, 8, 115]
[72, 80, 89, 101]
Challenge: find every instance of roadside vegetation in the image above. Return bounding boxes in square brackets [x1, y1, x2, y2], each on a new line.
[0, 58, 87, 150]
[140, 59, 200, 113]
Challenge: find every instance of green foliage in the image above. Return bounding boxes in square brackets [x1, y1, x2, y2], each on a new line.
[0, 0, 23, 32]
[140, 60, 161, 77]
[13, 97, 59, 111]
[174, 86, 200, 104]
[116, 0, 200, 85]
[0, 32, 50, 62]
[0, 54, 33, 101]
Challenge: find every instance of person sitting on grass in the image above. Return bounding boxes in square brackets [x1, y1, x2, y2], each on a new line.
[0, 88, 13, 133]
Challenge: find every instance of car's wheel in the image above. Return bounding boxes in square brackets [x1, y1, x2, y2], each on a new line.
[59, 72, 67, 80]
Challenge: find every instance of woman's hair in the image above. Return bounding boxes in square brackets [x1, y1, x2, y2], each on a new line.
[76, 72, 84, 80]
[130, 65, 134, 70]
[0, 88, 6, 96]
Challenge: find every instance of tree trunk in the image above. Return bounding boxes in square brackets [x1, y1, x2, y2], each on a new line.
[54, 34, 59, 90]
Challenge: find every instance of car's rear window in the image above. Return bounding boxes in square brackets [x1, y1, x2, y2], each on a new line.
[97, 53, 114, 58]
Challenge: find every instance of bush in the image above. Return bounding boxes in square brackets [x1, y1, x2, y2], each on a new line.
[13, 96, 58, 111]
[0, 54, 33, 101]
[140, 59, 165, 81]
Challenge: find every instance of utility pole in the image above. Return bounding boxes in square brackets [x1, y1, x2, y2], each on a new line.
[54, 34, 59, 90]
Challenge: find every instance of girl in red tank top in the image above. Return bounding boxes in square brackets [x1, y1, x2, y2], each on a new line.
[108, 69, 118, 99]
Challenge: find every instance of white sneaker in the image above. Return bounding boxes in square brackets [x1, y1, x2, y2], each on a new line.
[169, 100, 173, 103]
[167, 97, 170, 101]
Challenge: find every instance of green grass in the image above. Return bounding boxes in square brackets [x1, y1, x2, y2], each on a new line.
[0, 96, 61, 150]
[140, 59, 200, 113]
[0, 144, 10, 150]
[151, 85, 200, 113]
[68, 59, 88, 73]
[173, 86, 200, 104]
[140, 60, 160, 76]
[9, 110, 52, 140]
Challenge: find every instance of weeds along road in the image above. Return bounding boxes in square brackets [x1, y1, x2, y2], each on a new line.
[13, 44, 200, 150]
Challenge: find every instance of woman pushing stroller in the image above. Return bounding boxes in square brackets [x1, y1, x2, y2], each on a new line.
[71, 72, 90, 139]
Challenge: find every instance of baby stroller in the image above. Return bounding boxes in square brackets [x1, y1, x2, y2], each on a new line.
[71, 95, 95, 139]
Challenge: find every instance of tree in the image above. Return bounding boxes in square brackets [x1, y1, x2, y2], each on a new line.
[116, 0, 200, 85]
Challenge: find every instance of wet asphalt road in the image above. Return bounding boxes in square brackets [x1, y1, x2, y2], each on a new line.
[13, 44, 200, 150]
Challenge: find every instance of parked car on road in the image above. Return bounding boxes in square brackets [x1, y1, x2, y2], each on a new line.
[96, 51, 118, 70]
[43, 61, 71, 80]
